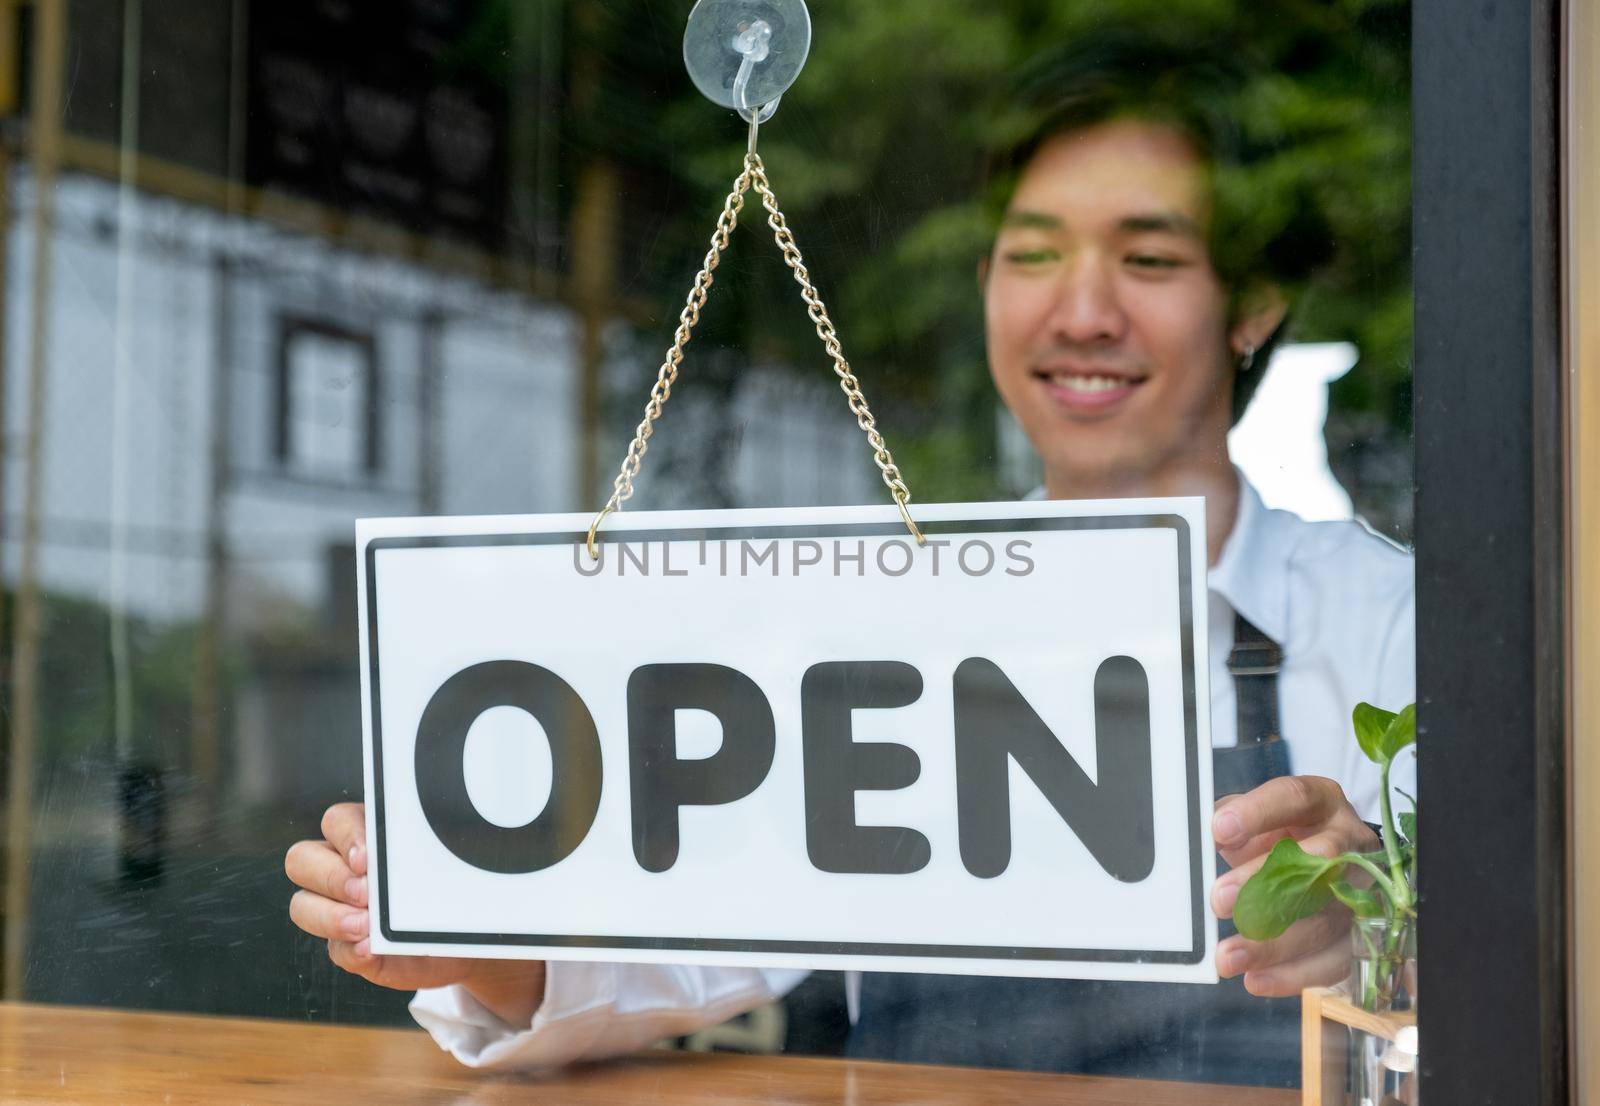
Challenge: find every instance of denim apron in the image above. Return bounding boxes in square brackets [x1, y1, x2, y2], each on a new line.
[846, 614, 1300, 1088]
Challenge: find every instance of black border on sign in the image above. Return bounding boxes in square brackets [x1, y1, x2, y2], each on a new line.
[364, 513, 1206, 965]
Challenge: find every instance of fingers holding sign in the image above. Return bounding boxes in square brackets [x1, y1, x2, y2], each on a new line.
[285, 838, 366, 910]
[320, 801, 368, 876]
[286, 802, 475, 992]
[285, 802, 370, 939]
[1209, 775, 1380, 997]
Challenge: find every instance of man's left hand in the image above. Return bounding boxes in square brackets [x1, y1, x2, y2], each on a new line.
[1209, 775, 1380, 997]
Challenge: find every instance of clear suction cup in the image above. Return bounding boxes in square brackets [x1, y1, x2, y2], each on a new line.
[683, 0, 811, 117]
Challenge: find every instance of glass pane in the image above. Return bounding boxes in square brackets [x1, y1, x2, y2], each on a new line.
[0, 0, 1416, 1095]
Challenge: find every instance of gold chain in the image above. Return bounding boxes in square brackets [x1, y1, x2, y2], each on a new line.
[584, 159, 753, 557]
[586, 151, 923, 558]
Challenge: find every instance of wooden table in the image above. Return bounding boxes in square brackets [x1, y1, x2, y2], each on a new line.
[0, 1002, 1297, 1105]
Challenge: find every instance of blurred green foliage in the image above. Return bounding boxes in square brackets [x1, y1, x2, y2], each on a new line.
[501, 0, 1412, 500]
[13, 591, 236, 768]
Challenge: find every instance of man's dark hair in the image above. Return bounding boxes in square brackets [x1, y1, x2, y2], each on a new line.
[983, 29, 1338, 419]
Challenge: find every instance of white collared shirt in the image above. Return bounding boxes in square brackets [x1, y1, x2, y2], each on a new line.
[409, 477, 1417, 1069]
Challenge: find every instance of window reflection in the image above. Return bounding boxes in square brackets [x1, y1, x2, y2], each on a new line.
[0, 0, 1413, 1088]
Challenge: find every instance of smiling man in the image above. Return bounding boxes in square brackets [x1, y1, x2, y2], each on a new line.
[285, 31, 1414, 1089]
[840, 39, 1413, 1083]
[986, 121, 1268, 556]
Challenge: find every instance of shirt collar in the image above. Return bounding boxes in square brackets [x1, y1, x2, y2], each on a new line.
[1025, 472, 1290, 643]
[1208, 473, 1290, 644]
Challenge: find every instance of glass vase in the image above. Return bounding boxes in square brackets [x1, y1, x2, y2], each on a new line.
[1347, 915, 1418, 1106]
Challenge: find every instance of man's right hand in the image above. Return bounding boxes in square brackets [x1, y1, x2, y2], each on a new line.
[286, 802, 547, 1024]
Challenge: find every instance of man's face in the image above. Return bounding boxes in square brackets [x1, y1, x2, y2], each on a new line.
[984, 117, 1245, 490]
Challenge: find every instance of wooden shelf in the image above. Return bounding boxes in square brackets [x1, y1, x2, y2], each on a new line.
[0, 1000, 1301, 1105]
[1301, 986, 1418, 1105]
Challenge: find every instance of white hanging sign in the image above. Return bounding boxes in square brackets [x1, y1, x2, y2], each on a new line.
[359, 498, 1217, 982]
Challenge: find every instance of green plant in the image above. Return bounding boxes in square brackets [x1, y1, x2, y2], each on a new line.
[1233, 702, 1417, 1011]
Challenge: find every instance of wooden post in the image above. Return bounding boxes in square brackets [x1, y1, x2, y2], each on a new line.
[507, 0, 563, 279]
[108, 0, 143, 767]
[1300, 986, 1418, 1106]
[570, 157, 619, 511]
[567, 0, 619, 512]
[187, 0, 251, 827]
[5, 0, 66, 1001]
[0, 0, 18, 846]
[418, 309, 442, 515]
[1300, 987, 1345, 1106]
[1567, 4, 1600, 1101]
[190, 252, 232, 827]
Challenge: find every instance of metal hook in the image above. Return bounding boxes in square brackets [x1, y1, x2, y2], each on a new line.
[893, 489, 926, 546]
[586, 503, 614, 562]
[742, 96, 780, 155]
[731, 18, 780, 155]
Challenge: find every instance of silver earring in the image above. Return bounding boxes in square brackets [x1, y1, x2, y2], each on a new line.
[1239, 344, 1257, 373]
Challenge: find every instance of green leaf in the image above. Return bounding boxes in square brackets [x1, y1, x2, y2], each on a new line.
[1353, 703, 1398, 764]
[1233, 838, 1344, 940]
[1398, 811, 1417, 846]
[1329, 880, 1386, 919]
[1379, 703, 1417, 761]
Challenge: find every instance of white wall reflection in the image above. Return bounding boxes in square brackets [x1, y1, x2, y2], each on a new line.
[1229, 342, 1359, 522]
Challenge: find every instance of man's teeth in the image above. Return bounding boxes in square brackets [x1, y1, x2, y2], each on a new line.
[1051, 374, 1129, 394]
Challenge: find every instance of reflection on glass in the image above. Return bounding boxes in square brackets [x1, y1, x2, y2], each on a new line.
[1229, 342, 1358, 524]
[0, 0, 1413, 1094]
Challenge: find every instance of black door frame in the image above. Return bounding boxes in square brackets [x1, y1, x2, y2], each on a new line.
[1413, 0, 1569, 1101]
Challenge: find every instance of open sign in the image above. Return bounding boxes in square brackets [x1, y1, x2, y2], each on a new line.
[359, 500, 1217, 982]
